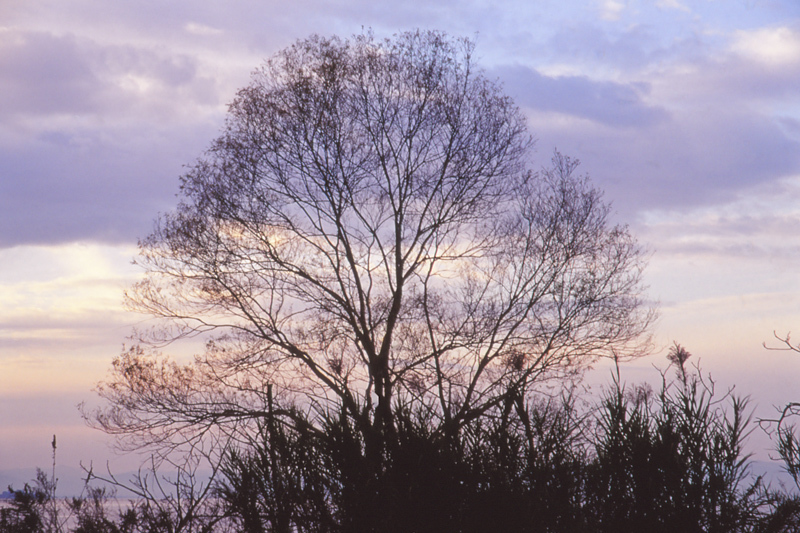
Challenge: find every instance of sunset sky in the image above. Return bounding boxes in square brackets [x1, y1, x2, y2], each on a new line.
[2, 0, 800, 486]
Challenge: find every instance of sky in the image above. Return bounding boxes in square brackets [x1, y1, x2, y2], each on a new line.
[2, 0, 800, 490]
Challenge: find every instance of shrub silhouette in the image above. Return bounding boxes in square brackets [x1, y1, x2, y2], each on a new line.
[10, 362, 800, 532]
[212, 363, 776, 532]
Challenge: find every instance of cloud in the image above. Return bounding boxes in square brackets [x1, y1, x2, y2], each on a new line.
[639, 174, 800, 261]
[1, 3, 798, 250]
[0, 28, 231, 248]
[731, 25, 800, 67]
[656, 0, 690, 13]
[0, 29, 222, 123]
[0, 31, 101, 118]
[495, 25, 800, 216]
[526, 103, 800, 219]
[647, 25, 800, 105]
[0, 117, 222, 247]
[494, 65, 668, 128]
[0, 243, 142, 405]
[599, 0, 626, 22]
[184, 21, 223, 36]
[541, 20, 715, 80]
[496, 23, 800, 219]
[778, 116, 800, 139]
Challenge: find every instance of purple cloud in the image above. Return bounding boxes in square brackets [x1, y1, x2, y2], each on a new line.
[0, 28, 229, 248]
[0, 32, 101, 117]
[1, 8, 799, 249]
[0, 119, 220, 247]
[0, 29, 221, 120]
[493, 65, 668, 128]
[527, 105, 800, 220]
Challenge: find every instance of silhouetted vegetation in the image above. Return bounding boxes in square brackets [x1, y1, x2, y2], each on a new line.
[85, 32, 654, 515]
[7, 361, 800, 532]
[210, 361, 795, 532]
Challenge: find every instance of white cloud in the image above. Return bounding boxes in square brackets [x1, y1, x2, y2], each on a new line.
[0, 29, 226, 123]
[656, 0, 690, 13]
[731, 26, 800, 67]
[184, 21, 223, 36]
[599, 0, 626, 21]
[0, 244, 138, 328]
[640, 173, 800, 261]
[0, 244, 141, 393]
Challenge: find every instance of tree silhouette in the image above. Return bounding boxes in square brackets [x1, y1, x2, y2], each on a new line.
[86, 29, 654, 531]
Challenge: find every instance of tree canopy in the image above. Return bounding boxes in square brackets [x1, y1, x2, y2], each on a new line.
[91, 29, 652, 467]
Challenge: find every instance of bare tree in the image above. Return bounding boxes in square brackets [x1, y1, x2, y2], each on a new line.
[761, 331, 800, 495]
[89, 30, 652, 464]
[83, 448, 231, 533]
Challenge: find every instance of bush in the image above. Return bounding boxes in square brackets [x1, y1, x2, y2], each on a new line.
[213, 362, 773, 532]
[10, 360, 800, 532]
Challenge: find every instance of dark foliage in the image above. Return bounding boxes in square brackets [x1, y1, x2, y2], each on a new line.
[9, 364, 800, 533]
[0, 481, 46, 533]
[212, 365, 792, 533]
[67, 487, 123, 533]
